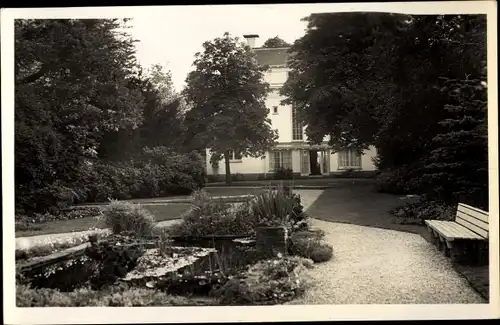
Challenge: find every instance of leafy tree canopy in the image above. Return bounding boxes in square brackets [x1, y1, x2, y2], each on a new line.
[281, 12, 487, 207]
[15, 18, 144, 212]
[183, 32, 278, 183]
[262, 36, 291, 48]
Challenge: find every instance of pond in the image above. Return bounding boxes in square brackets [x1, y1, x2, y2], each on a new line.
[18, 235, 259, 297]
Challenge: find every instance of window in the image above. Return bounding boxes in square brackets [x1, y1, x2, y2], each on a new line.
[228, 150, 242, 161]
[338, 149, 362, 168]
[273, 106, 278, 114]
[292, 106, 303, 141]
[269, 150, 292, 172]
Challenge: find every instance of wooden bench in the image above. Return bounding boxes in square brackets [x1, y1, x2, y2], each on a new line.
[425, 203, 489, 264]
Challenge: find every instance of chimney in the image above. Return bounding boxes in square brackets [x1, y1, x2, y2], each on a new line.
[243, 34, 259, 49]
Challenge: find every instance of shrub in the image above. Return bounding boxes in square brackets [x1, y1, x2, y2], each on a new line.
[77, 149, 206, 204]
[274, 167, 294, 180]
[391, 199, 456, 225]
[375, 165, 424, 195]
[214, 255, 313, 305]
[251, 186, 309, 231]
[100, 201, 155, 237]
[16, 207, 102, 225]
[16, 284, 215, 307]
[251, 187, 296, 227]
[289, 230, 333, 263]
[231, 173, 245, 182]
[168, 193, 258, 237]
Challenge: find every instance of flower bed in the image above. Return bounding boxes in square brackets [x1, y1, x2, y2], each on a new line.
[16, 187, 330, 306]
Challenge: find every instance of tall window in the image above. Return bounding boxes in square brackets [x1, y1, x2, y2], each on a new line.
[269, 150, 292, 171]
[338, 149, 362, 168]
[228, 150, 242, 161]
[292, 106, 303, 141]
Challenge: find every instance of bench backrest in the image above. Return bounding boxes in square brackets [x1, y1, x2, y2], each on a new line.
[456, 203, 489, 238]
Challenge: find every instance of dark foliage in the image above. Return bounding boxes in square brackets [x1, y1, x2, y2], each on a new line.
[274, 167, 294, 180]
[85, 237, 145, 289]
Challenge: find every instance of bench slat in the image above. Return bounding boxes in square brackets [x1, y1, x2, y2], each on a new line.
[456, 210, 489, 230]
[458, 203, 488, 223]
[456, 217, 489, 238]
[425, 220, 484, 241]
[456, 210, 489, 229]
[425, 220, 464, 239]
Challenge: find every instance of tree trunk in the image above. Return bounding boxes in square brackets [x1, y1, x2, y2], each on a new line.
[224, 150, 232, 185]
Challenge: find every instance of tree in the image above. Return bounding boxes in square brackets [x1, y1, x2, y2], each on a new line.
[183, 32, 278, 184]
[281, 12, 488, 204]
[15, 19, 144, 213]
[422, 15, 488, 208]
[281, 12, 414, 152]
[98, 65, 187, 161]
[262, 36, 291, 48]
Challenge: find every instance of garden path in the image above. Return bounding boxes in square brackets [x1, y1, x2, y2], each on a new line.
[287, 218, 486, 304]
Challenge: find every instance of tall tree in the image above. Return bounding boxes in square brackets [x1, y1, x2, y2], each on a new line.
[262, 36, 291, 48]
[15, 19, 144, 213]
[422, 15, 488, 208]
[281, 12, 413, 152]
[183, 32, 278, 184]
[98, 65, 187, 160]
[281, 12, 488, 204]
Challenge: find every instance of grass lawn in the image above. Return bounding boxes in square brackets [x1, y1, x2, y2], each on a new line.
[307, 186, 426, 235]
[203, 187, 266, 197]
[16, 203, 192, 238]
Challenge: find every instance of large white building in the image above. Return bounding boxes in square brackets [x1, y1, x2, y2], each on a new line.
[206, 35, 377, 180]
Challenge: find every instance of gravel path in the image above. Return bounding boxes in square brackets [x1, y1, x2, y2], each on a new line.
[287, 218, 486, 304]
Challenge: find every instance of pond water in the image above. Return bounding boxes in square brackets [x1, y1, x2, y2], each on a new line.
[19, 237, 258, 296]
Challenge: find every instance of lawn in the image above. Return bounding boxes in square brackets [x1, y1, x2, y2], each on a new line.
[15, 203, 192, 238]
[204, 187, 266, 197]
[16, 187, 265, 238]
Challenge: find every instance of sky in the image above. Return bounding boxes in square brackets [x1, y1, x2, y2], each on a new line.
[126, 5, 321, 92]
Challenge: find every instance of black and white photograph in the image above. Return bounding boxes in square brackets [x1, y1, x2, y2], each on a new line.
[2, 1, 498, 323]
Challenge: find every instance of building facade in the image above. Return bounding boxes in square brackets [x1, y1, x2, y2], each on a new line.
[206, 35, 377, 180]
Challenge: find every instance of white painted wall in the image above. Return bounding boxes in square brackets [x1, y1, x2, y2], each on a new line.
[361, 146, 377, 171]
[329, 145, 378, 172]
[205, 65, 378, 176]
[205, 149, 266, 175]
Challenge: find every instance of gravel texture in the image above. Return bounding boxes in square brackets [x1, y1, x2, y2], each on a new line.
[287, 218, 487, 304]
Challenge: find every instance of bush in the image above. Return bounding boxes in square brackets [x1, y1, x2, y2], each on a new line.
[274, 167, 294, 180]
[252, 186, 309, 231]
[289, 230, 333, 263]
[168, 191, 258, 237]
[214, 256, 313, 305]
[100, 201, 155, 237]
[17, 207, 102, 225]
[390, 199, 456, 225]
[16, 284, 215, 307]
[375, 165, 424, 195]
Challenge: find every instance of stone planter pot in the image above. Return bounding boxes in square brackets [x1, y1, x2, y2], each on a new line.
[255, 226, 288, 259]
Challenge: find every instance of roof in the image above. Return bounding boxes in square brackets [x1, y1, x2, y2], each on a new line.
[253, 47, 291, 67]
